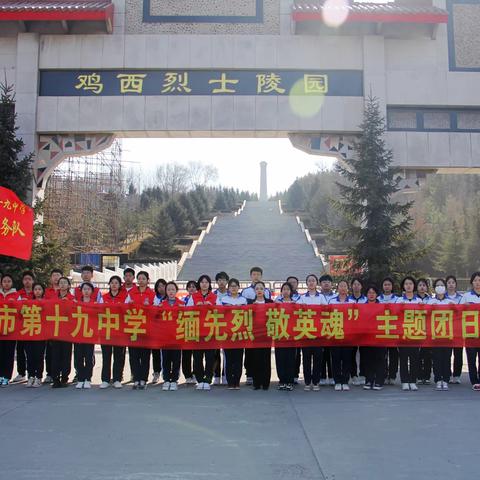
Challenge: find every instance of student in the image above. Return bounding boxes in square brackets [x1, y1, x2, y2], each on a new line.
[247, 282, 273, 390]
[446, 275, 463, 384]
[13, 270, 36, 383]
[460, 272, 480, 391]
[126, 271, 155, 390]
[363, 285, 385, 390]
[349, 278, 367, 386]
[297, 274, 327, 391]
[151, 278, 167, 384]
[286, 276, 301, 302]
[123, 267, 138, 382]
[379, 277, 399, 385]
[417, 278, 432, 385]
[24, 283, 46, 388]
[99, 276, 127, 389]
[274, 282, 296, 391]
[181, 280, 198, 384]
[50, 277, 74, 388]
[241, 267, 272, 301]
[428, 279, 456, 391]
[396, 276, 422, 391]
[161, 282, 183, 391]
[217, 278, 247, 389]
[329, 280, 355, 391]
[319, 274, 336, 386]
[0, 274, 18, 386]
[187, 275, 217, 390]
[74, 266, 101, 302]
[213, 271, 229, 385]
[74, 282, 97, 390]
[285, 275, 301, 383]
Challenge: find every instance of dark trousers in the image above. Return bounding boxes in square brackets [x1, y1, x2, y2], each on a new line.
[452, 347, 463, 377]
[385, 347, 399, 380]
[302, 346, 323, 386]
[16, 341, 27, 376]
[244, 349, 254, 378]
[50, 340, 72, 382]
[251, 348, 271, 389]
[0, 340, 16, 379]
[275, 347, 296, 385]
[182, 350, 194, 378]
[351, 346, 367, 378]
[294, 348, 302, 378]
[101, 345, 126, 382]
[25, 341, 46, 379]
[74, 344, 94, 382]
[399, 347, 420, 383]
[45, 341, 52, 376]
[151, 349, 161, 374]
[214, 349, 225, 378]
[162, 349, 181, 382]
[466, 347, 480, 385]
[331, 347, 352, 384]
[193, 349, 215, 384]
[418, 348, 432, 381]
[364, 347, 386, 386]
[320, 347, 333, 379]
[129, 347, 150, 382]
[225, 348, 243, 387]
[432, 348, 451, 383]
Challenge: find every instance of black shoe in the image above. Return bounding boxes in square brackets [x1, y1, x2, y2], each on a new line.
[285, 384, 294, 391]
[52, 381, 64, 389]
[262, 386, 269, 391]
[253, 386, 261, 390]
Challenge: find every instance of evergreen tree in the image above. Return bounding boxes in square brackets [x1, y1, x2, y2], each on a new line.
[214, 191, 228, 211]
[331, 96, 418, 283]
[434, 221, 462, 276]
[140, 208, 176, 257]
[179, 193, 199, 232]
[287, 180, 306, 210]
[165, 199, 191, 236]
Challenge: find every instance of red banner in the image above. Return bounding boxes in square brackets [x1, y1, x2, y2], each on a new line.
[0, 187, 34, 260]
[1, 301, 480, 348]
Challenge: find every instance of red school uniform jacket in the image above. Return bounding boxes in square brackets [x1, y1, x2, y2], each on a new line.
[44, 287, 60, 300]
[74, 285, 101, 302]
[127, 287, 155, 306]
[0, 289, 18, 301]
[57, 291, 75, 301]
[161, 297, 185, 308]
[17, 288, 35, 300]
[102, 290, 128, 304]
[190, 291, 217, 306]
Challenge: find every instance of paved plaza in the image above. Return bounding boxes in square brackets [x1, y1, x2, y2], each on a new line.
[0, 349, 476, 480]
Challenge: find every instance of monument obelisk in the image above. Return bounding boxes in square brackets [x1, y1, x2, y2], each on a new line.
[259, 161, 267, 202]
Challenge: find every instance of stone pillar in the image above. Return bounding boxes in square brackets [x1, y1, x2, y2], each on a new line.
[259, 161, 268, 201]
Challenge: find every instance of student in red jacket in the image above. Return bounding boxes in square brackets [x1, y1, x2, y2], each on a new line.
[187, 275, 217, 390]
[74, 265, 101, 302]
[99, 276, 127, 389]
[160, 281, 184, 391]
[0, 274, 17, 386]
[126, 271, 155, 390]
[181, 280, 198, 385]
[44, 269, 64, 300]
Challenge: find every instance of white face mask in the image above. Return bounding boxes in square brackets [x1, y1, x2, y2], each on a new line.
[435, 285, 446, 296]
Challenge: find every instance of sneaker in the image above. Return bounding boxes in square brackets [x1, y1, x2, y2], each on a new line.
[373, 384, 383, 391]
[388, 378, 396, 385]
[436, 381, 443, 391]
[196, 382, 204, 390]
[319, 379, 327, 386]
[451, 376, 461, 384]
[33, 378, 42, 388]
[51, 381, 63, 389]
[363, 383, 372, 390]
[409, 383, 418, 391]
[132, 381, 139, 390]
[442, 381, 449, 391]
[342, 384, 350, 391]
[100, 381, 110, 389]
[162, 382, 171, 391]
[424, 379, 431, 385]
[26, 377, 35, 388]
[185, 376, 196, 384]
[351, 376, 360, 386]
[213, 377, 221, 385]
[13, 374, 26, 383]
[402, 383, 410, 391]
[472, 384, 480, 391]
[139, 381, 147, 390]
[83, 381, 91, 389]
[334, 383, 342, 391]
[76, 381, 84, 389]
[203, 382, 211, 391]
[170, 382, 178, 391]
[286, 384, 294, 391]
[294, 377, 299, 385]
[312, 384, 320, 392]
[358, 376, 366, 385]
[221, 375, 227, 385]
[152, 372, 161, 384]
[277, 383, 286, 391]
[328, 378, 335, 386]
[246, 377, 253, 386]
[304, 384, 312, 391]
[113, 381, 122, 389]
[43, 375, 53, 384]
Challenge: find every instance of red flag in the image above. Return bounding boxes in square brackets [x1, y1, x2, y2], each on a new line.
[0, 186, 34, 260]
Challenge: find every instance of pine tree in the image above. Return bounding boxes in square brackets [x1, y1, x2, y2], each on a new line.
[434, 221, 462, 276]
[331, 96, 418, 284]
[178, 193, 199, 233]
[287, 180, 306, 210]
[140, 208, 176, 257]
[165, 199, 191, 236]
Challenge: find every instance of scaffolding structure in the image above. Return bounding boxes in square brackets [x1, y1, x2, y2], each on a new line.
[43, 140, 124, 253]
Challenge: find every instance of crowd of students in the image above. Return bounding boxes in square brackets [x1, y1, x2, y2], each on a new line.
[0, 265, 479, 393]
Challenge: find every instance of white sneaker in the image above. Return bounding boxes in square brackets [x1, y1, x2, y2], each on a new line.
[76, 381, 84, 389]
[13, 374, 26, 383]
[43, 375, 53, 384]
[358, 376, 366, 385]
[351, 376, 360, 386]
[313, 384, 320, 392]
[328, 378, 335, 386]
[196, 382, 204, 390]
[436, 381, 443, 391]
[113, 381, 122, 389]
[221, 375, 227, 385]
[213, 377, 221, 385]
[203, 382, 211, 390]
[409, 383, 418, 391]
[185, 376, 196, 384]
[26, 377, 34, 387]
[100, 381, 110, 389]
[304, 384, 312, 391]
[162, 381, 171, 391]
[33, 377, 42, 388]
[342, 384, 350, 391]
[246, 377, 253, 385]
[152, 372, 161, 384]
[452, 376, 461, 384]
[319, 379, 327, 386]
[442, 381, 449, 390]
[334, 383, 342, 391]
[139, 380, 147, 390]
[402, 383, 410, 391]
[83, 381, 91, 389]
[170, 382, 178, 391]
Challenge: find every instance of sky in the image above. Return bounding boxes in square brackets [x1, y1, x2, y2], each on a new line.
[121, 138, 335, 195]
